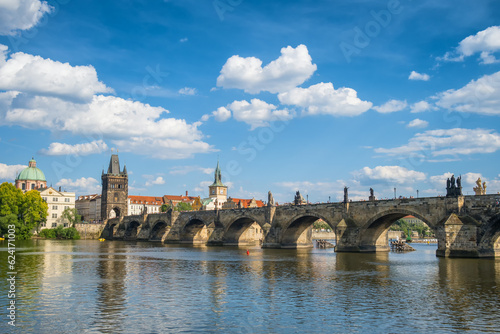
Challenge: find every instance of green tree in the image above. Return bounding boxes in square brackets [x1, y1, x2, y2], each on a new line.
[160, 204, 171, 212]
[176, 202, 193, 212]
[60, 207, 81, 227]
[0, 183, 48, 239]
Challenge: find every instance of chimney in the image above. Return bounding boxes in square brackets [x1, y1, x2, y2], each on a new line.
[186, 190, 188, 196]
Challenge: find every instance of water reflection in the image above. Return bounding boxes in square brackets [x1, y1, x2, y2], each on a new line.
[1, 241, 500, 333]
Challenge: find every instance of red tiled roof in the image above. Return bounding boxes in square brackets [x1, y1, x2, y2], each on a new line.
[128, 195, 163, 205]
[229, 198, 265, 208]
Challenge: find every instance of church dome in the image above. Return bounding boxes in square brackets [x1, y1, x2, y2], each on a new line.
[16, 158, 46, 182]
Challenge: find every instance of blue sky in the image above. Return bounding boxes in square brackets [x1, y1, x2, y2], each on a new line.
[1, 0, 500, 203]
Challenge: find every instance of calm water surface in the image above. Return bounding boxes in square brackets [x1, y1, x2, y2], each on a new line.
[0, 239, 499, 333]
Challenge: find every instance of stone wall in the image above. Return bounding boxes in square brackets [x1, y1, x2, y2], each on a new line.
[75, 223, 106, 239]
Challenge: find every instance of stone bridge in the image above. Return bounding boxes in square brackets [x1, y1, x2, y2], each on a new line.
[101, 194, 500, 258]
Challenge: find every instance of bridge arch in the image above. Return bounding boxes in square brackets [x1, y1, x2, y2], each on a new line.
[124, 220, 141, 240]
[281, 213, 335, 248]
[179, 218, 213, 244]
[478, 214, 500, 257]
[359, 209, 435, 252]
[150, 220, 170, 242]
[222, 217, 264, 246]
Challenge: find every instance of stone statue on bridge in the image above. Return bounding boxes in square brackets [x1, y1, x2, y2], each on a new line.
[268, 191, 275, 206]
[344, 186, 349, 204]
[294, 191, 306, 205]
[473, 177, 487, 195]
[369, 188, 375, 201]
[446, 174, 463, 197]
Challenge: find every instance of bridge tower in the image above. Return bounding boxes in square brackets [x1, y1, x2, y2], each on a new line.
[101, 154, 128, 219]
[209, 159, 227, 203]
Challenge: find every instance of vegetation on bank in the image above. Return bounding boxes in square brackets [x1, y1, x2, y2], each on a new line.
[390, 219, 431, 238]
[39, 226, 81, 240]
[0, 182, 48, 240]
[313, 220, 331, 230]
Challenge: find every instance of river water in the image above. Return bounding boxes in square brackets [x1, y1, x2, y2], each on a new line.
[0, 239, 499, 333]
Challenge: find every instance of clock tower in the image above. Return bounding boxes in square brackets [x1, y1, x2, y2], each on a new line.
[208, 160, 227, 202]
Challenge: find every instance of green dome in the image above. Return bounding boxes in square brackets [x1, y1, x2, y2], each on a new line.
[16, 159, 46, 182]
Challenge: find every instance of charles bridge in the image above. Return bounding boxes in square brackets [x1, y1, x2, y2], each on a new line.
[101, 193, 500, 258]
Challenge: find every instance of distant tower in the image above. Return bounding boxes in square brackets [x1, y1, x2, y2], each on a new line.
[101, 154, 128, 219]
[208, 160, 227, 202]
[15, 157, 47, 192]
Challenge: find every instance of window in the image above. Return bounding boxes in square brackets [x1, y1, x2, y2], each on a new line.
[65, 198, 70, 202]
[22, 183, 26, 190]
[41, 222, 46, 227]
[52, 223, 57, 227]
[42, 197, 47, 202]
[52, 205, 58, 210]
[52, 213, 57, 219]
[53, 198, 58, 202]
[65, 206, 69, 210]
[31, 183, 35, 190]
[63, 223, 68, 228]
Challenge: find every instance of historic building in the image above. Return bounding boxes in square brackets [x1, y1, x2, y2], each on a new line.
[222, 197, 265, 209]
[15, 157, 47, 192]
[128, 196, 163, 215]
[75, 194, 101, 222]
[203, 160, 228, 210]
[101, 154, 128, 219]
[39, 187, 75, 229]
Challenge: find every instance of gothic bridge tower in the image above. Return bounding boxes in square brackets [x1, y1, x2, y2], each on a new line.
[101, 154, 128, 219]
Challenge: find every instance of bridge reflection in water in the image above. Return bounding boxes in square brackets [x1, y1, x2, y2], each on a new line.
[102, 194, 500, 258]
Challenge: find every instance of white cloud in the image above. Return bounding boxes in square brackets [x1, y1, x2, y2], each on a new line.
[178, 87, 196, 95]
[0, 0, 52, 36]
[0, 163, 26, 180]
[55, 177, 101, 194]
[39, 140, 108, 156]
[145, 176, 165, 186]
[407, 119, 429, 128]
[409, 71, 430, 81]
[179, 37, 188, 43]
[375, 128, 500, 158]
[353, 166, 426, 185]
[439, 26, 500, 64]
[410, 100, 436, 113]
[435, 71, 500, 115]
[0, 47, 112, 101]
[373, 99, 407, 114]
[202, 106, 231, 122]
[226, 98, 294, 130]
[194, 180, 213, 193]
[278, 82, 372, 117]
[216, 44, 317, 94]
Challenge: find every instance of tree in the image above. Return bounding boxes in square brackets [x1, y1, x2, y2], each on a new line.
[176, 202, 193, 212]
[60, 207, 81, 228]
[0, 183, 48, 239]
[160, 204, 171, 212]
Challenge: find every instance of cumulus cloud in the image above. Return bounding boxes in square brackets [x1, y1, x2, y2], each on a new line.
[145, 176, 165, 186]
[201, 106, 231, 122]
[278, 82, 372, 116]
[410, 100, 436, 113]
[407, 119, 429, 128]
[178, 87, 196, 95]
[39, 140, 108, 156]
[409, 71, 430, 81]
[0, 0, 52, 36]
[353, 166, 426, 185]
[375, 128, 500, 158]
[0, 46, 113, 101]
[226, 99, 294, 130]
[373, 99, 407, 114]
[55, 177, 101, 194]
[216, 44, 317, 94]
[194, 181, 212, 193]
[0, 163, 26, 180]
[439, 26, 500, 64]
[435, 71, 500, 115]
[0, 48, 213, 159]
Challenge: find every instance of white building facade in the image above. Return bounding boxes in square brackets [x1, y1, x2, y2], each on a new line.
[39, 187, 76, 229]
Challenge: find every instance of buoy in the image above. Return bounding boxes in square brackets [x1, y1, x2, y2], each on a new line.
[246, 250, 250, 255]
[99, 238, 105, 242]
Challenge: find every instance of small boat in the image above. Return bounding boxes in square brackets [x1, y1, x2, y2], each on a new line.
[98, 238, 105, 242]
[0, 237, 4, 241]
